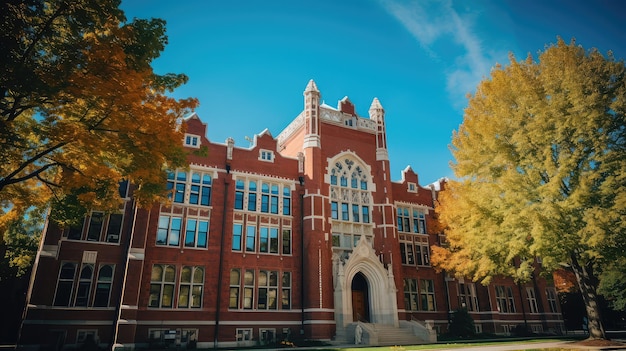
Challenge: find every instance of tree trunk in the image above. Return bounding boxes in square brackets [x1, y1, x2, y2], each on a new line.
[570, 252, 606, 340]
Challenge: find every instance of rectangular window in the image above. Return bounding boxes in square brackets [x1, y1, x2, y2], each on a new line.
[106, 213, 123, 243]
[331, 202, 338, 219]
[397, 207, 409, 232]
[259, 227, 269, 253]
[86, 212, 104, 241]
[93, 264, 114, 307]
[185, 219, 209, 248]
[415, 237, 430, 266]
[167, 171, 187, 203]
[403, 278, 419, 311]
[352, 204, 360, 222]
[156, 215, 181, 246]
[54, 262, 77, 306]
[179, 266, 204, 308]
[459, 282, 479, 312]
[149, 264, 176, 308]
[248, 181, 257, 211]
[282, 272, 291, 309]
[236, 328, 252, 342]
[282, 229, 291, 255]
[229, 269, 240, 309]
[419, 279, 436, 311]
[261, 194, 269, 213]
[341, 203, 349, 221]
[246, 225, 256, 252]
[283, 186, 291, 215]
[526, 287, 539, 314]
[270, 227, 279, 254]
[235, 180, 245, 210]
[243, 270, 254, 309]
[547, 288, 558, 313]
[400, 241, 415, 265]
[258, 270, 278, 310]
[362, 206, 369, 223]
[232, 224, 243, 251]
[495, 285, 516, 313]
[168, 170, 212, 206]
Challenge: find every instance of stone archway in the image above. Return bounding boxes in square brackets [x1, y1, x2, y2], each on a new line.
[333, 236, 399, 339]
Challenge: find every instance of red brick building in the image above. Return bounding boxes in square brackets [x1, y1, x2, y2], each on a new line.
[20, 80, 564, 350]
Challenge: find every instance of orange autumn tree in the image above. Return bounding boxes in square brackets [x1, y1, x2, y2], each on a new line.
[431, 38, 626, 340]
[0, 0, 198, 232]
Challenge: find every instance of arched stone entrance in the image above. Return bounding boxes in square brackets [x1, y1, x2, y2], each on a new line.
[351, 272, 370, 322]
[333, 236, 399, 341]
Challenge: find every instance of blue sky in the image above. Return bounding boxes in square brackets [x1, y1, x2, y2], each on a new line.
[121, 0, 625, 185]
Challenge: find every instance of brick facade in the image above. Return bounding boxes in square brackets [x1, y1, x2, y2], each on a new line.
[20, 80, 564, 350]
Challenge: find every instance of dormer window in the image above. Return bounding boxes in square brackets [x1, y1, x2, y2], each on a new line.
[184, 134, 200, 148]
[408, 182, 417, 193]
[259, 150, 274, 162]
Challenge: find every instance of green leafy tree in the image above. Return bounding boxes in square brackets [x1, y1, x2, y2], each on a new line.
[1, 209, 43, 278]
[447, 308, 476, 339]
[0, 0, 198, 232]
[431, 38, 625, 340]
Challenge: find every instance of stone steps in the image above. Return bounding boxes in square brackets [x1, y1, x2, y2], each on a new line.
[371, 324, 423, 345]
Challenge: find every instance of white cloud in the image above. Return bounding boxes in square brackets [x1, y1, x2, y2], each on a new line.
[379, 0, 501, 108]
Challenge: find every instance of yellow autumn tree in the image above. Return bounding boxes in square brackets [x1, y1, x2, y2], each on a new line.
[432, 38, 626, 340]
[0, 0, 198, 232]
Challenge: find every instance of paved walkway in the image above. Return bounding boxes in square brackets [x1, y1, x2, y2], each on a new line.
[420, 340, 626, 351]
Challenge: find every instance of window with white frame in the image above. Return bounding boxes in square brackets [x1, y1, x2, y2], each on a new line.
[149, 264, 176, 308]
[420, 279, 436, 311]
[234, 178, 291, 215]
[399, 234, 430, 266]
[74, 264, 94, 307]
[229, 269, 241, 309]
[184, 134, 200, 148]
[258, 270, 278, 310]
[53, 262, 77, 306]
[408, 182, 417, 193]
[495, 285, 516, 313]
[243, 269, 254, 309]
[259, 149, 274, 162]
[233, 219, 291, 255]
[66, 211, 123, 243]
[397, 206, 427, 234]
[403, 278, 419, 311]
[157, 215, 182, 246]
[459, 282, 479, 311]
[93, 264, 114, 307]
[329, 157, 373, 249]
[236, 328, 253, 342]
[229, 268, 292, 310]
[178, 266, 204, 308]
[281, 272, 291, 309]
[232, 223, 243, 251]
[526, 287, 539, 313]
[184, 218, 209, 248]
[546, 288, 558, 313]
[166, 170, 213, 206]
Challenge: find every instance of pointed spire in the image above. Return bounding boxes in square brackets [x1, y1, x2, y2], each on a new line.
[369, 97, 384, 112]
[304, 79, 319, 93]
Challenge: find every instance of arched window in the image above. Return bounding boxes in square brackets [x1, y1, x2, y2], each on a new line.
[329, 157, 373, 249]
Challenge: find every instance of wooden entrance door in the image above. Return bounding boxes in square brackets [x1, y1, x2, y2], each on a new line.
[352, 290, 366, 322]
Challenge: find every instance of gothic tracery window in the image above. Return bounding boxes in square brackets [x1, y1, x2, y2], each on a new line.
[329, 157, 373, 249]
